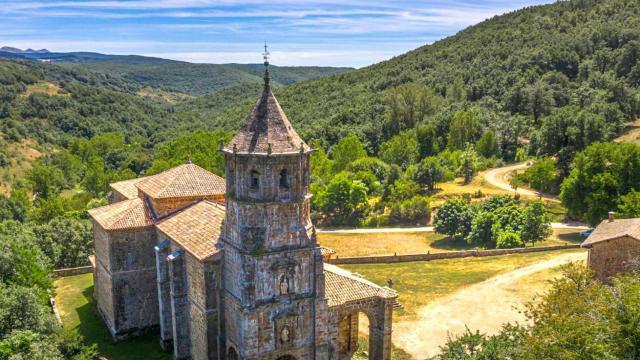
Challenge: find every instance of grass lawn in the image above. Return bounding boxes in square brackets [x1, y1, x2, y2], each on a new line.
[342, 248, 584, 321]
[318, 232, 475, 257]
[431, 174, 508, 206]
[319, 227, 583, 258]
[535, 228, 584, 247]
[54, 273, 171, 360]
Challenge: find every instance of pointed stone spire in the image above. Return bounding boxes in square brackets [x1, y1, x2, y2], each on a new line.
[223, 45, 309, 155]
[263, 41, 270, 89]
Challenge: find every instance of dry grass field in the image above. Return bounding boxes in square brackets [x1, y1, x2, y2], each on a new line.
[342, 248, 584, 321]
[317, 231, 472, 257]
[615, 118, 640, 144]
[23, 81, 67, 97]
[318, 228, 583, 258]
[0, 138, 45, 194]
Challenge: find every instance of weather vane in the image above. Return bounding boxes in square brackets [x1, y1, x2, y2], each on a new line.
[262, 41, 270, 66]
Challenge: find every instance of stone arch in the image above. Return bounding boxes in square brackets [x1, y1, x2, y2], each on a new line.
[331, 297, 395, 360]
[279, 168, 290, 189]
[337, 310, 377, 359]
[250, 169, 260, 190]
[227, 346, 238, 360]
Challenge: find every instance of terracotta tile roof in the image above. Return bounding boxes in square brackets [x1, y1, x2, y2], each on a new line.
[88, 198, 154, 231]
[324, 263, 397, 307]
[581, 218, 640, 247]
[223, 85, 309, 154]
[135, 163, 226, 199]
[156, 201, 225, 260]
[320, 246, 336, 256]
[110, 177, 147, 200]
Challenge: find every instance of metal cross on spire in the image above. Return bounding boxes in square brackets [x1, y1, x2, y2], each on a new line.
[262, 41, 270, 66]
[262, 42, 270, 87]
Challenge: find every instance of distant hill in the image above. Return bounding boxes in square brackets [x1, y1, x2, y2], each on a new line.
[75, 62, 352, 96]
[191, 0, 640, 156]
[0, 47, 352, 95]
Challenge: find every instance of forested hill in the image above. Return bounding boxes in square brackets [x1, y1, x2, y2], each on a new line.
[198, 0, 639, 163]
[0, 48, 352, 96]
[74, 62, 352, 95]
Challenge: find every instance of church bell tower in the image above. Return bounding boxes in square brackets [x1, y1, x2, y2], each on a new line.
[220, 45, 329, 360]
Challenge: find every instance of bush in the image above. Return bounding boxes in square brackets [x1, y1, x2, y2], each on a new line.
[434, 198, 475, 240]
[496, 231, 524, 249]
[389, 196, 431, 225]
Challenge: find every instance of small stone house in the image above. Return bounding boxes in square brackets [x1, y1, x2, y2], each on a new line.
[581, 215, 640, 281]
[88, 60, 397, 360]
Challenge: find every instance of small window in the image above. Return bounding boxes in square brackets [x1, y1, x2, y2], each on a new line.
[279, 169, 290, 189]
[251, 170, 260, 190]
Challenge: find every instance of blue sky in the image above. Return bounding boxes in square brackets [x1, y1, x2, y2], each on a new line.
[1, 0, 552, 67]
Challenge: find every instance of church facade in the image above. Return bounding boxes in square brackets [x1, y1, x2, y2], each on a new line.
[88, 59, 397, 359]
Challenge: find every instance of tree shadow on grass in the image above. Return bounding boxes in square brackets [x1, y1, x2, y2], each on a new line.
[557, 232, 583, 244]
[430, 236, 476, 251]
[75, 285, 170, 360]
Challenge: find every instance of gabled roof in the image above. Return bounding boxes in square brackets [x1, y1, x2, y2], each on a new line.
[110, 177, 147, 200]
[88, 198, 154, 231]
[320, 246, 336, 256]
[581, 218, 640, 247]
[222, 84, 309, 154]
[324, 263, 397, 307]
[135, 163, 226, 199]
[156, 201, 225, 260]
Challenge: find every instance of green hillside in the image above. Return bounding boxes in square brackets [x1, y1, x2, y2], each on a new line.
[194, 0, 639, 163]
[71, 62, 351, 95]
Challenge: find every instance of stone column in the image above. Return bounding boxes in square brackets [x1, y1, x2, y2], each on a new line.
[168, 249, 191, 359]
[369, 299, 394, 360]
[154, 239, 172, 350]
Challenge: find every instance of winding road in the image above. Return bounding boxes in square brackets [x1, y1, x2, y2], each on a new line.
[483, 161, 559, 202]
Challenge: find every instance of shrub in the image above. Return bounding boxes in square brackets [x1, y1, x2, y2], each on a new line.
[496, 231, 524, 249]
[390, 196, 431, 225]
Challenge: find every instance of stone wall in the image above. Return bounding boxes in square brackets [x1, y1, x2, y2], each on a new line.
[329, 244, 581, 265]
[53, 265, 93, 277]
[185, 253, 220, 360]
[147, 194, 225, 217]
[93, 224, 159, 340]
[588, 236, 640, 281]
[109, 189, 130, 204]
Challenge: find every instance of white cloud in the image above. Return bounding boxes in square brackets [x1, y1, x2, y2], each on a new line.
[144, 49, 413, 67]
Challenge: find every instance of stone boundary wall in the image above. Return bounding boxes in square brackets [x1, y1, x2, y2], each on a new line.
[327, 244, 582, 265]
[54, 265, 93, 277]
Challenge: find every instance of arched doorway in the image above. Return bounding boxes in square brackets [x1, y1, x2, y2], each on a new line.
[227, 347, 238, 360]
[337, 311, 373, 359]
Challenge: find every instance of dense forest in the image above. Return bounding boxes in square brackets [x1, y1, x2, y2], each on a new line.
[0, 0, 639, 232]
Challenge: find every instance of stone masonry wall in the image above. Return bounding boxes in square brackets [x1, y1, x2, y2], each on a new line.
[329, 244, 581, 265]
[148, 195, 225, 218]
[588, 236, 640, 281]
[185, 253, 220, 360]
[95, 226, 159, 339]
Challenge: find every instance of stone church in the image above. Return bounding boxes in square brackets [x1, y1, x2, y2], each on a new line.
[88, 56, 397, 360]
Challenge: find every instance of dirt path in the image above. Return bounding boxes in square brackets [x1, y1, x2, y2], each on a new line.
[392, 251, 586, 359]
[483, 162, 559, 201]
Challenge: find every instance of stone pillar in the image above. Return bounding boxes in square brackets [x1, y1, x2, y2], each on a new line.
[369, 300, 394, 360]
[168, 249, 190, 359]
[155, 239, 172, 350]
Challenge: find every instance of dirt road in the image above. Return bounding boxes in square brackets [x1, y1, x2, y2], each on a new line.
[392, 251, 586, 359]
[482, 162, 560, 201]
